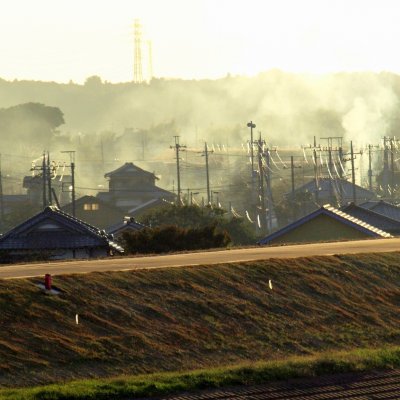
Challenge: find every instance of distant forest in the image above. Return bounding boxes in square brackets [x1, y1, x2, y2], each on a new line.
[1, 71, 400, 150]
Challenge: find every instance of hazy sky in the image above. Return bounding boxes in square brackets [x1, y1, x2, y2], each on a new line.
[1, 0, 400, 83]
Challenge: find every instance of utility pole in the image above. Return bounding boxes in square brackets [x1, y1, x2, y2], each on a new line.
[61, 151, 76, 217]
[383, 136, 389, 197]
[256, 133, 266, 234]
[328, 146, 333, 201]
[71, 161, 75, 217]
[340, 141, 363, 204]
[264, 148, 273, 233]
[47, 152, 53, 205]
[320, 136, 343, 205]
[170, 136, 186, 206]
[247, 121, 256, 176]
[338, 146, 344, 179]
[0, 154, 4, 223]
[368, 144, 373, 192]
[42, 152, 47, 208]
[202, 142, 213, 205]
[390, 138, 395, 200]
[311, 137, 319, 204]
[350, 141, 356, 203]
[290, 156, 302, 219]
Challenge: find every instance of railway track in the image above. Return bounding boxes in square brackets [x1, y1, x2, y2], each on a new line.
[158, 369, 400, 400]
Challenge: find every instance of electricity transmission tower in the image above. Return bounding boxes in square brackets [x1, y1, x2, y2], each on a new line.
[133, 19, 143, 83]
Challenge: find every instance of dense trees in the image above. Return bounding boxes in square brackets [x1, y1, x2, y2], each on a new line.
[122, 224, 230, 254]
[0, 102, 64, 151]
[138, 204, 256, 245]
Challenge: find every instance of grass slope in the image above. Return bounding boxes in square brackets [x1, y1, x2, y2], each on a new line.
[1, 346, 400, 400]
[0, 252, 400, 388]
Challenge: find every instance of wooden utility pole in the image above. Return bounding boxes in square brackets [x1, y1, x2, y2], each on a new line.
[247, 121, 256, 176]
[0, 154, 4, 223]
[265, 149, 273, 233]
[47, 152, 52, 205]
[390, 138, 395, 199]
[350, 141, 356, 203]
[290, 155, 302, 220]
[71, 161, 76, 217]
[256, 133, 266, 234]
[171, 136, 185, 206]
[203, 142, 212, 205]
[313, 146, 319, 203]
[42, 152, 47, 208]
[368, 144, 373, 192]
[338, 146, 344, 179]
[383, 136, 389, 197]
[61, 150, 76, 217]
[291, 156, 295, 199]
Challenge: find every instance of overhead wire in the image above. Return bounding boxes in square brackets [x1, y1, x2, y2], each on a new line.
[302, 147, 309, 164]
[275, 150, 288, 168]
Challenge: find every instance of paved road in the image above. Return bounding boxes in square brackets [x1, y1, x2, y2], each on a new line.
[157, 369, 400, 400]
[1, 237, 400, 280]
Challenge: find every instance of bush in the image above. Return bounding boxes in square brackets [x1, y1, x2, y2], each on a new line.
[122, 224, 231, 254]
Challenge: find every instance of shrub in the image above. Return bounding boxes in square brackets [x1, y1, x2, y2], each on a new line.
[122, 224, 231, 254]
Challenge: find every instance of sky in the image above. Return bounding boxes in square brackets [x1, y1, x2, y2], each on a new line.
[1, 0, 400, 83]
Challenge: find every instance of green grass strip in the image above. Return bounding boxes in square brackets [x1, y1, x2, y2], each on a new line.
[1, 346, 400, 400]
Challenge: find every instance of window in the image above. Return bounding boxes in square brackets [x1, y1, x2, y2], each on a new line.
[83, 203, 99, 211]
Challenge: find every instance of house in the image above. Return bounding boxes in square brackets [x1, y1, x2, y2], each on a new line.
[106, 216, 147, 239]
[61, 195, 125, 229]
[128, 197, 173, 219]
[258, 204, 392, 246]
[341, 202, 400, 235]
[289, 178, 376, 207]
[359, 200, 400, 222]
[97, 162, 175, 212]
[23, 174, 72, 207]
[1, 194, 30, 215]
[0, 206, 123, 261]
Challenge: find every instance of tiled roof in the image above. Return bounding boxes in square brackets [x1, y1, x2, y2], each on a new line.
[258, 204, 392, 245]
[104, 162, 157, 179]
[290, 178, 376, 200]
[0, 206, 123, 253]
[359, 200, 400, 221]
[107, 217, 147, 235]
[342, 202, 400, 233]
[128, 198, 173, 215]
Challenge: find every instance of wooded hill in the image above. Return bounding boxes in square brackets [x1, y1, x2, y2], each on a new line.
[2, 71, 400, 147]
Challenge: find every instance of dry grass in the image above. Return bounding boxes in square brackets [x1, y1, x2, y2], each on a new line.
[0, 252, 400, 387]
[1, 346, 400, 400]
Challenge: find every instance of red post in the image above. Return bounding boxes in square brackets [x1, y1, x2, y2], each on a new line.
[44, 274, 52, 290]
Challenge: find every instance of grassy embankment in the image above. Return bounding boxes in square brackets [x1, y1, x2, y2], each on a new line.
[0, 252, 399, 393]
[1, 346, 400, 400]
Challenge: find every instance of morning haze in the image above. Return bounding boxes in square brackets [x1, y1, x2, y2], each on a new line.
[1, 0, 400, 225]
[1, 1, 400, 398]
